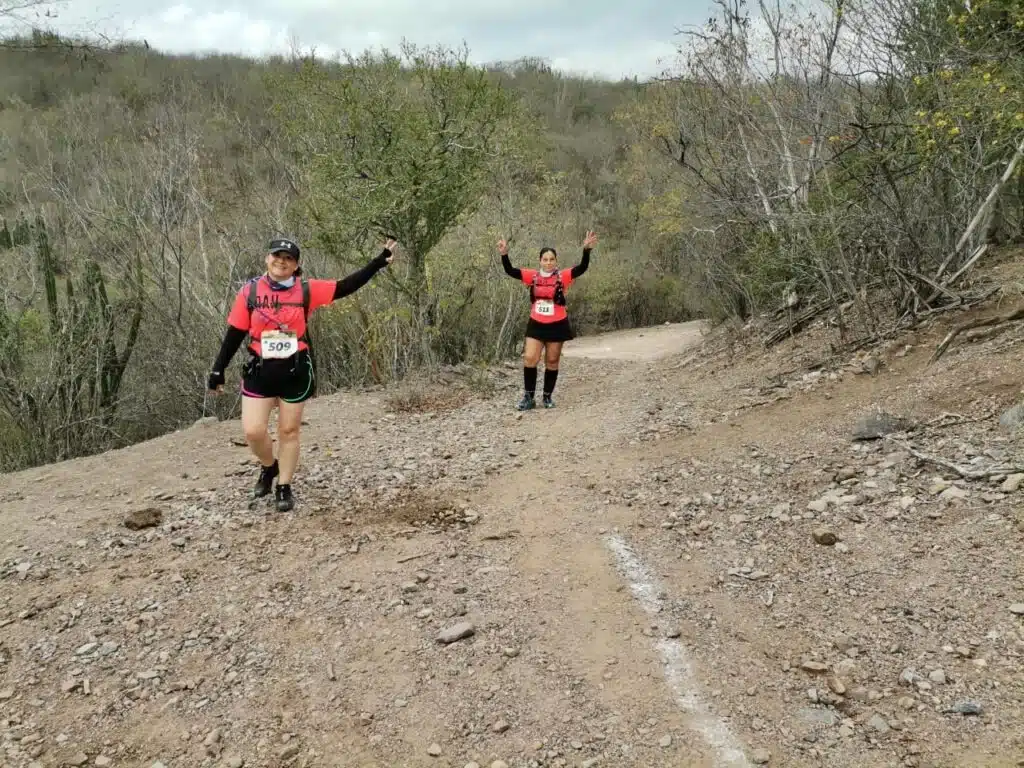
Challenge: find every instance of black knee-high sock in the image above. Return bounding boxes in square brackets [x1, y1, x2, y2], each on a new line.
[543, 368, 559, 395]
[523, 366, 537, 395]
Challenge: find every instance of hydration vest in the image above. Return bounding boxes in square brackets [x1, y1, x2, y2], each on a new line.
[529, 271, 567, 306]
[245, 276, 312, 351]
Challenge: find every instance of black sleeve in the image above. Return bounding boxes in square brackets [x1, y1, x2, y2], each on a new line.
[211, 326, 247, 372]
[333, 248, 391, 300]
[570, 248, 591, 279]
[501, 253, 522, 280]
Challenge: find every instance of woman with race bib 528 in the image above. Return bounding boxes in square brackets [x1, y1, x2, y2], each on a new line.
[499, 231, 597, 410]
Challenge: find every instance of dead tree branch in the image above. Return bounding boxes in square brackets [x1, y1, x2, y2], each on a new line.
[762, 299, 832, 347]
[884, 437, 1024, 480]
[930, 137, 1024, 291]
[928, 305, 1024, 365]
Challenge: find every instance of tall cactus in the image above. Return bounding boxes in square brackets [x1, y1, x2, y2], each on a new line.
[29, 212, 146, 450]
[12, 214, 30, 247]
[37, 216, 59, 334]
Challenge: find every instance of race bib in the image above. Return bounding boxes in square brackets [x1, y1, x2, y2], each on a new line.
[260, 329, 298, 359]
[534, 300, 554, 317]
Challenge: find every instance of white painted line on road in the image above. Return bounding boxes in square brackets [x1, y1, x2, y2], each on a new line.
[604, 533, 753, 768]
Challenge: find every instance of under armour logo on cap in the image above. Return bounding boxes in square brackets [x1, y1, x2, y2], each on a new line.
[268, 238, 300, 259]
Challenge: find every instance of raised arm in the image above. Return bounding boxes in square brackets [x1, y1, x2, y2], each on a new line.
[570, 249, 591, 279]
[571, 231, 598, 279]
[333, 239, 397, 300]
[498, 238, 522, 280]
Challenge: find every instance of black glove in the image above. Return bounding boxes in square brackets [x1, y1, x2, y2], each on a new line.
[208, 370, 225, 391]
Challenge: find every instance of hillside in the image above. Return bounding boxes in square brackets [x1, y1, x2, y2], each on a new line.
[2, 0, 1023, 475]
[3, 248, 1024, 767]
[0, 38, 696, 474]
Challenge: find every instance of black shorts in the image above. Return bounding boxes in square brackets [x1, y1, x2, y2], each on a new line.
[241, 350, 316, 403]
[526, 317, 575, 343]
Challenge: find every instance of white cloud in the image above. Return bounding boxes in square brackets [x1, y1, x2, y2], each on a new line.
[550, 39, 681, 80]
[22, 0, 714, 81]
[134, 6, 285, 56]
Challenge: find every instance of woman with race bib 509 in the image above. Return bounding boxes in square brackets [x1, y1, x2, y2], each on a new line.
[207, 237, 397, 511]
[499, 231, 596, 410]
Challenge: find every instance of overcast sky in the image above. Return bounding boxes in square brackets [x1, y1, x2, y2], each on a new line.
[16, 0, 714, 80]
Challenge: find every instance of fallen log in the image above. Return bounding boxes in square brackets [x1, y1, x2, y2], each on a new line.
[762, 300, 831, 348]
[884, 437, 1024, 480]
[928, 305, 1024, 365]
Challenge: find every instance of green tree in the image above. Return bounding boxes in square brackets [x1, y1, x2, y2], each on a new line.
[906, 0, 1024, 251]
[272, 41, 526, 362]
[910, 0, 1023, 151]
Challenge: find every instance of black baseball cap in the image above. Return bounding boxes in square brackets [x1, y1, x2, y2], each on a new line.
[268, 238, 300, 259]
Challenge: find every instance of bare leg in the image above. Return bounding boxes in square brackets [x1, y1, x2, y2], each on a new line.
[242, 395, 277, 466]
[545, 342, 563, 371]
[523, 337, 544, 369]
[275, 400, 305, 484]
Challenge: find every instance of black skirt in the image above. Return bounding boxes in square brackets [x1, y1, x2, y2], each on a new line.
[525, 317, 575, 343]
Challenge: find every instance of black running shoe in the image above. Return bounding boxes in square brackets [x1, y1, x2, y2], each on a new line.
[254, 460, 278, 498]
[516, 393, 535, 411]
[542, 394, 555, 409]
[275, 483, 294, 512]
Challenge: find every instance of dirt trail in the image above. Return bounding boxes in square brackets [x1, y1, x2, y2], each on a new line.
[2, 315, 1024, 768]
[561, 321, 709, 362]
